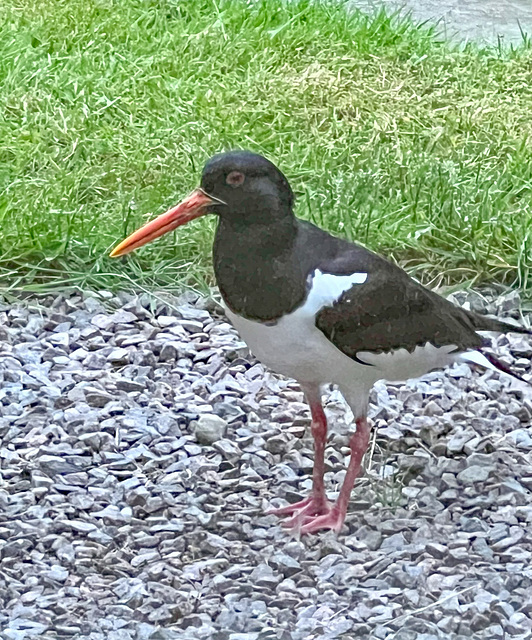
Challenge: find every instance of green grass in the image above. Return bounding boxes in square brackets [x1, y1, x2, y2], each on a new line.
[1, 0, 532, 294]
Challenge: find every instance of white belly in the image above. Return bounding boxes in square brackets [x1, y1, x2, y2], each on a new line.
[226, 304, 369, 385]
[223, 269, 461, 417]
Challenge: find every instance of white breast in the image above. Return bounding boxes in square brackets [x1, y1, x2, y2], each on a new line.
[225, 269, 368, 380]
[224, 269, 461, 417]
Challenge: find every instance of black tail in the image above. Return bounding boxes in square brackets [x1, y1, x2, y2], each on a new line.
[468, 311, 532, 336]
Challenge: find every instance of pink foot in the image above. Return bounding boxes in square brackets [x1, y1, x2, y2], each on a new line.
[298, 506, 345, 534]
[267, 416, 370, 536]
[267, 494, 332, 529]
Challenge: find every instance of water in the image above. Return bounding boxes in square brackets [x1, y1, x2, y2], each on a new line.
[351, 0, 532, 45]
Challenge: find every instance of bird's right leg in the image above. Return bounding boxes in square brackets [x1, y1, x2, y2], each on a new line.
[267, 383, 332, 522]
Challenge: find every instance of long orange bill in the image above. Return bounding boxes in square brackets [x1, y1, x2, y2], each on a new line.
[109, 188, 223, 258]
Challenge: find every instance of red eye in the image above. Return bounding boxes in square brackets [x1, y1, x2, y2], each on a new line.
[226, 171, 245, 187]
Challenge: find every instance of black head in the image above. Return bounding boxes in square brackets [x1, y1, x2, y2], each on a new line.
[109, 150, 296, 259]
[201, 151, 295, 225]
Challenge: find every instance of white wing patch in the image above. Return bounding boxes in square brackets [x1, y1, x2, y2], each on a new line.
[298, 269, 368, 317]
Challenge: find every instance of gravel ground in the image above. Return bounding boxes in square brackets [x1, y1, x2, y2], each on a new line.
[1, 288, 532, 640]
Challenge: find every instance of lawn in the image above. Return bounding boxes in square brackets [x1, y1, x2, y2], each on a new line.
[1, 0, 532, 294]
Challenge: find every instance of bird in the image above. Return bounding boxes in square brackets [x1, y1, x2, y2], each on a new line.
[110, 150, 531, 535]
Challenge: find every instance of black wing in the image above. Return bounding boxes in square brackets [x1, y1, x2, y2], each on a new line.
[313, 249, 485, 360]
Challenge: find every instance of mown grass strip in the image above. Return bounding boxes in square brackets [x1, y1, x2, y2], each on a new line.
[1, 0, 531, 293]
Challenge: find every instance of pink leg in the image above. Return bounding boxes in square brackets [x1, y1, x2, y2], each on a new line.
[298, 417, 371, 534]
[267, 385, 331, 520]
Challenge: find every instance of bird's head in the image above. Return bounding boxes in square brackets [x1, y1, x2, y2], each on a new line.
[109, 150, 294, 258]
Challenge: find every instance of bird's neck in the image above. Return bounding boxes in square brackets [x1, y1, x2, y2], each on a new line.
[213, 216, 307, 321]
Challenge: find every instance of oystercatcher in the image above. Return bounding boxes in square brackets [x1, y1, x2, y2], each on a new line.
[110, 151, 531, 534]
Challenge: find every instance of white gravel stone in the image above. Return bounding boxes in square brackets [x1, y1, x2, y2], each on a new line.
[193, 413, 228, 444]
[457, 465, 493, 484]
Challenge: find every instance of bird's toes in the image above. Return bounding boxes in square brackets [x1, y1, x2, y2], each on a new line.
[297, 509, 345, 535]
[265, 496, 314, 517]
[284, 503, 334, 531]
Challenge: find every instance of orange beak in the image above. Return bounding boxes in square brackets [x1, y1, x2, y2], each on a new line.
[109, 188, 223, 258]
